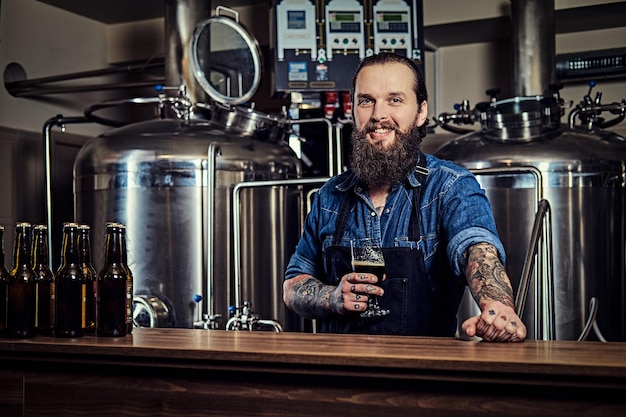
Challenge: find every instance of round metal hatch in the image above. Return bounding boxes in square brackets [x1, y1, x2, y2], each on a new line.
[190, 8, 262, 106]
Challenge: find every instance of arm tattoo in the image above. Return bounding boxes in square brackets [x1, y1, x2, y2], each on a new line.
[283, 276, 341, 319]
[463, 243, 515, 309]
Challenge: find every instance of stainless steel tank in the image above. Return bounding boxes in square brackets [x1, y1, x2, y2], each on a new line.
[74, 112, 302, 329]
[435, 0, 626, 341]
[74, 5, 305, 330]
[436, 96, 626, 341]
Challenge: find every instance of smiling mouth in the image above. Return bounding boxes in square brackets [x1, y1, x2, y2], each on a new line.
[368, 126, 396, 143]
[366, 121, 396, 137]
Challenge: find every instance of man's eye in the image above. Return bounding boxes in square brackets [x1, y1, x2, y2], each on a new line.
[358, 98, 373, 106]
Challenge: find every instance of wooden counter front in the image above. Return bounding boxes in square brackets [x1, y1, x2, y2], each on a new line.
[1, 328, 625, 416]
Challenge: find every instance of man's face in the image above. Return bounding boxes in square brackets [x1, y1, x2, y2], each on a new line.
[350, 62, 428, 187]
[352, 62, 428, 149]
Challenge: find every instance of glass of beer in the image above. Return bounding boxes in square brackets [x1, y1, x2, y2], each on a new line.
[350, 242, 389, 318]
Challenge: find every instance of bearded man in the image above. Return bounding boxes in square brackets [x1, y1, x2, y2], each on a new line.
[283, 52, 526, 342]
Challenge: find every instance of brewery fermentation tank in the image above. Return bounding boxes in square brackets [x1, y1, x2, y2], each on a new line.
[436, 98, 626, 341]
[75, 113, 302, 329]
[434, 0, 626, 341]
[74, 7, 304, 330]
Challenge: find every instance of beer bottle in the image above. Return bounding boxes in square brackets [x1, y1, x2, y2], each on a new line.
[54, 223, 85, 338]
[7, 222, 36, 338]
[78, 224, 96, 333]
[32, 225, 54, 335]
[118, 224, 134, 334]
[97, 223, 127, 337]
[0, 226, 9, 336]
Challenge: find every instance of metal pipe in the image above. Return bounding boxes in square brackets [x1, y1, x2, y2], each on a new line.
[206, 143, 221, 325]
[470, 166, 544, 202]
[542, 203, 555, 340]
[231, 178, 330, 312]
[5, 63, 164, 97]
[42, 115, 91, 270]
[511, 0, 556, 97]
[164, 0, 211, 104]
[516, 199, 549, 320]
[469, 166, 548, 340]
[289, 118, 336, 176]
[335, 118, 354, 175]
[8, 80, 164, 98]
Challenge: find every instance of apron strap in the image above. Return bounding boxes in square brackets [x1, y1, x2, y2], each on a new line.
[408, 152, 428, 241]
[332, 189, 355, 245]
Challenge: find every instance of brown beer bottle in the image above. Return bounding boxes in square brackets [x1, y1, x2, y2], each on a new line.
[0, 225, 9, 336]
[32, 225, 54, 335]
[97, 223, 127, 337]
[78, 224, 96, 333]
[7, 222, 36, 338]
[54, 223, 85, 338]
[118, 223, 134, 334]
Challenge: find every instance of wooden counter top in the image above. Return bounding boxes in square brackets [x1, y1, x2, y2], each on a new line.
[1, 328, 625, 416]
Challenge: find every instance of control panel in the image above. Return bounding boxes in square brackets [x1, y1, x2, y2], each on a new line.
[271, 0, 424, 94]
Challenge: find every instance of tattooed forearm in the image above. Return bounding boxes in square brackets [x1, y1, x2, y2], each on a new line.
[463, 243, 515, 309]
[283, 275, 342, 319]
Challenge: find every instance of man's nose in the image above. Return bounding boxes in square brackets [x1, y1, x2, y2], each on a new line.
[372, 105, 389, 122]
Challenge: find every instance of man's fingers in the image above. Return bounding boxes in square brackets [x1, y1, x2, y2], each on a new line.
[348, 272, 379, 284]
[462, 316, 480, 337]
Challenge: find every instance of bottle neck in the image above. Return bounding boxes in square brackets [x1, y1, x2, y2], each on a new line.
[104, 230, 122, 265]
[79, 230, 93, 265]
[60, 227, 80, 266]
[32, 229, 49, 267]
[13, 224, 32, 268]
[119, 230, 128, 265]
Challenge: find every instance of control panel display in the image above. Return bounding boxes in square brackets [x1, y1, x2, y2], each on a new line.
[326, 0, 364, 61]
[272, 0, 424, 93]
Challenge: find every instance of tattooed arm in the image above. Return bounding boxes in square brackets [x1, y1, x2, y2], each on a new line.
[460, 242, 527, 342]
[283, 273, 383, 319]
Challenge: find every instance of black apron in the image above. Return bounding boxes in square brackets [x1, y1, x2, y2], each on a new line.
[321, 155, 461, 336]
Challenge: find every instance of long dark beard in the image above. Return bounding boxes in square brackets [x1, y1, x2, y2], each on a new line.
[350, 121, 422, 187]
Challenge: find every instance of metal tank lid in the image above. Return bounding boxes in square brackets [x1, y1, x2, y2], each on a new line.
[189, 6, 262, 108]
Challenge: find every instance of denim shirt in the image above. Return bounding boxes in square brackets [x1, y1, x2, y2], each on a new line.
[285, 153, 506, 284]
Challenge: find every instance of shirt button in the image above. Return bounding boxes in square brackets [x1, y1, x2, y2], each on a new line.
[370, 211, 376, 217]
[385, 208, 391, 214]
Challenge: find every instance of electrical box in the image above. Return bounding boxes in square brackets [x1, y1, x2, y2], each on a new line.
[270, 0, 425, 95]
[556, 47, 626, 82]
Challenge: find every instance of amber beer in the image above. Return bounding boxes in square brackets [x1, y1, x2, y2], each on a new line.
[54, 223, 85, 338]
[32, 224, 54, 335]
[97, 223, 128, 337]
[0, 226, 9, 336]
[7, 222, 36, 338]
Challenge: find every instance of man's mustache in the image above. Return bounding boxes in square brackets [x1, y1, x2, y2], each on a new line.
[364, 120, 397, 133]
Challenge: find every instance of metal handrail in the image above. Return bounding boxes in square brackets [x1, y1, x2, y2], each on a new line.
[470, 166, 556, 340]
[231, 177, 330, 329]
[205, 143, 222, 328]
[43, 115, 91, 270]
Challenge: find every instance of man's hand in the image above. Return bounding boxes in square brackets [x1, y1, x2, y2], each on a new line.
[283, 272, 383, 319]
[331, 272, 384, 314]
[462, 300, 527, 342]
